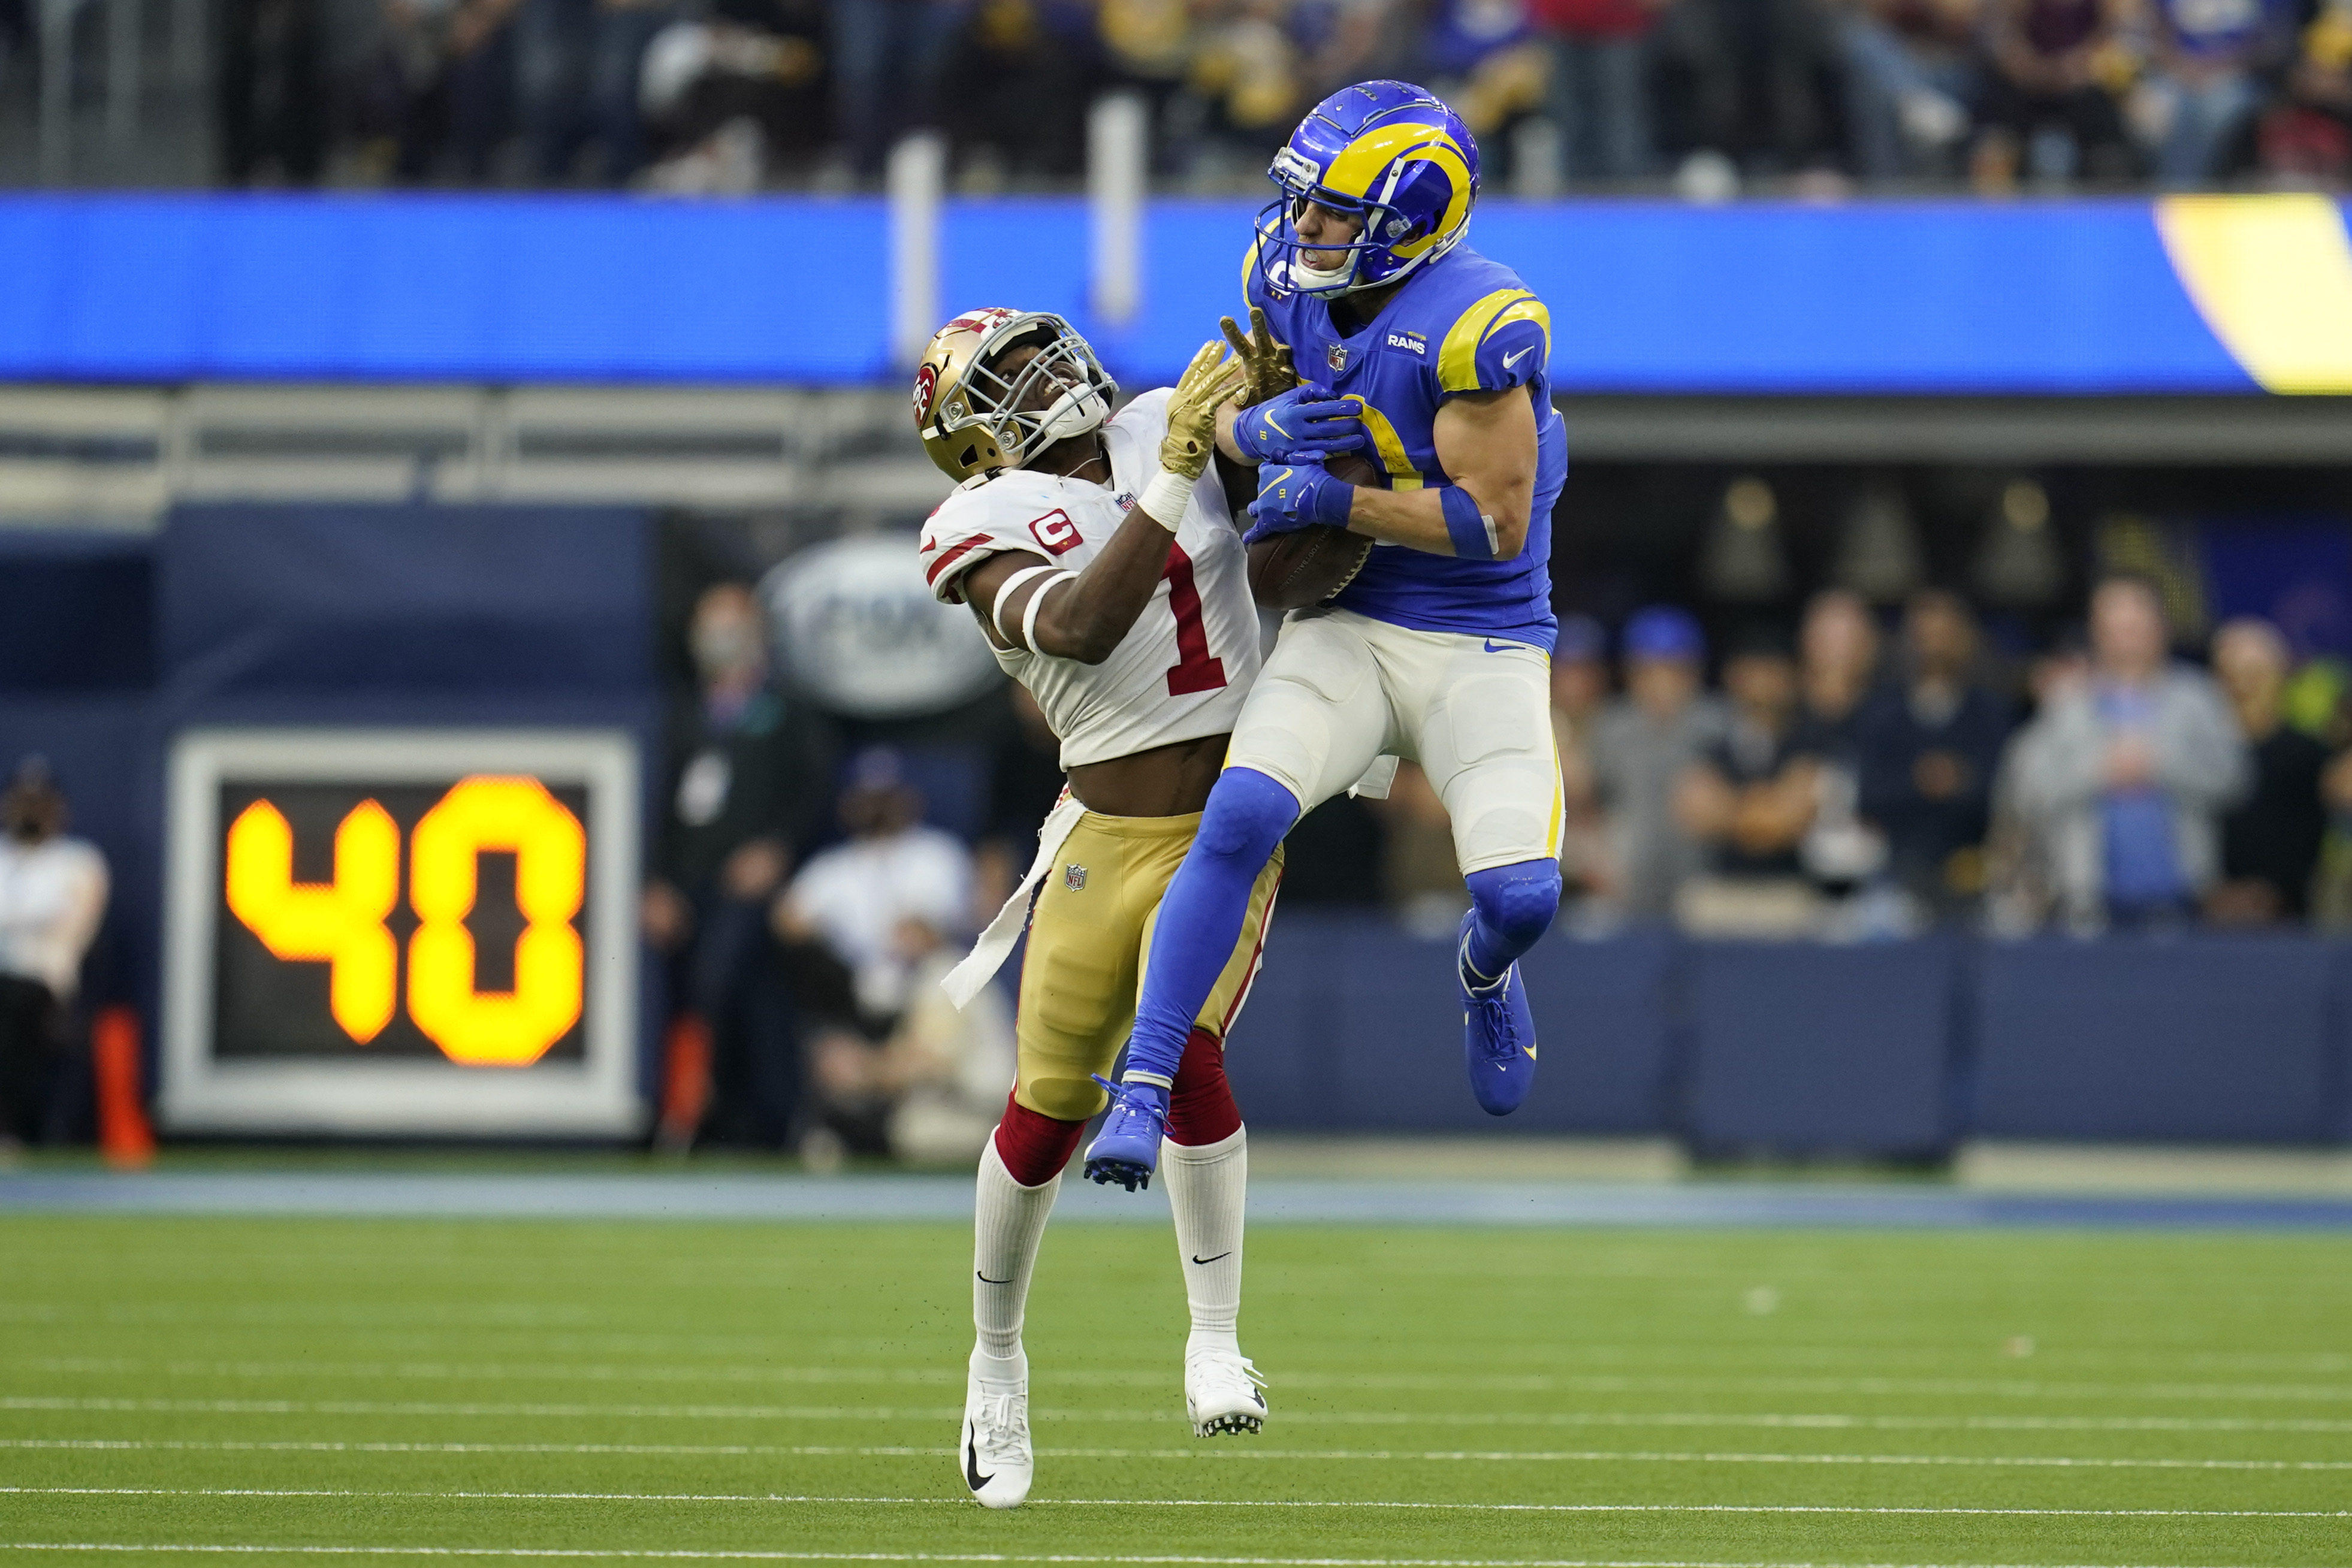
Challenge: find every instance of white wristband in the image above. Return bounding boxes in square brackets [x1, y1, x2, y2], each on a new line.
[1137, 470, 1191, 533]
[1020, 571, 1076, 654]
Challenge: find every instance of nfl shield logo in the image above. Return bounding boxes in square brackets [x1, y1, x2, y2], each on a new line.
[1063, 863, 1088, 892]
[1327, 343, 1348, 374]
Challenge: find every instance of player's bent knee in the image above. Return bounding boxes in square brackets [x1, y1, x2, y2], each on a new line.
[1468, 859, 1563, 948]
[1020, 1074, 1110, 1126]
[995, 1090, 1088, 1185]
[1196, 768, 1300, 865]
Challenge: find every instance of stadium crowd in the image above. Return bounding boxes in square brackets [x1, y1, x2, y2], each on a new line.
[84, 0, 2352, 191]
[623, 553, 2352, 1159]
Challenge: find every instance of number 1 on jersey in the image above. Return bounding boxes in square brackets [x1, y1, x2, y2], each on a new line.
[1161, 542, 1227, 696]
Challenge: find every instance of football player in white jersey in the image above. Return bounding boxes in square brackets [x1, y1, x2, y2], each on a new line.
[912, 307, 1342, 1508]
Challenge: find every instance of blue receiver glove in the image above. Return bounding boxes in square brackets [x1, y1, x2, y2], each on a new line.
[1229, 383, 1366, 464]
[1243, 455, 1355, 545]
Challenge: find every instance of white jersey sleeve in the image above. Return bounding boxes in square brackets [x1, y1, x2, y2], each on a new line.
[917, 469, 1075, 608]
[908, 391, 1262, 771]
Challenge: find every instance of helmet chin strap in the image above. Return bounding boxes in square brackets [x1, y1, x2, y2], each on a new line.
[1029, 383, 1109, 448]
[1290, 249, 1360, 296]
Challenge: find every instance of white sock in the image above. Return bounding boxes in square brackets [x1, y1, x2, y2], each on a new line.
[1163, 1125, 1246, 1356]
[973, 1136, 1059, 1367]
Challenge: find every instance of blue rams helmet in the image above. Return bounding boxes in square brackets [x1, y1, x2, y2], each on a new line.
[1252, 80, 1480, 300]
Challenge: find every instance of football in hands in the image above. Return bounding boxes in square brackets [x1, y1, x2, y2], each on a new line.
[1246, 451, 1376, 612]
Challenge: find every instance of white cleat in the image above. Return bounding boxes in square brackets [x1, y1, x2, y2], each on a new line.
[1185, 1345, 1269, 1437]
[959, 1364, 1033, 1509]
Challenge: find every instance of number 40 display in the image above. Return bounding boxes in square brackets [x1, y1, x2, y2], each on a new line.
[225, 775, 585, 1067]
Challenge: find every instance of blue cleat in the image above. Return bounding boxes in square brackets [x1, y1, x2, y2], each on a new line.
[1082, 1074, 1169, 1190]
[1458, 911, 1536, 1116]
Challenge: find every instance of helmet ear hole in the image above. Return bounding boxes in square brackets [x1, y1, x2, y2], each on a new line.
[959, 444, 980, 469]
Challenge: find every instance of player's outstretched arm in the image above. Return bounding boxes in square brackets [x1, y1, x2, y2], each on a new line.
[962, 341, 1243, 666]
[1345, 387, 1539, 560]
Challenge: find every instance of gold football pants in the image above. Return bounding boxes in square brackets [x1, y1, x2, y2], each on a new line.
[1012, 808, 1284, 1123]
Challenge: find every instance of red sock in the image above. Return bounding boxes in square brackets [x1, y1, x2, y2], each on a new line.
[1166, 1026, 1243, 1146]
[991, 1090, 1085, 1186]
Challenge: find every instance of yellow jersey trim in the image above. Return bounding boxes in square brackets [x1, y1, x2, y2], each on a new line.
[1343, 395, 1424, 491]
[1439, 288, 1538, 392]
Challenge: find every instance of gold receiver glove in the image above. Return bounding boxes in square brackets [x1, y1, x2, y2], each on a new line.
[1158, 339, 1248, 482]
[1219, 306, 1299, 409]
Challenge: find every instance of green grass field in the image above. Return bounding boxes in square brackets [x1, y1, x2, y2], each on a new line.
[1, 1213, 2347, 1566]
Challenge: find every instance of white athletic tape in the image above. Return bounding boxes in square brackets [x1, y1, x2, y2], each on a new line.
[0, 1489, 2342, 1520]
[0, 1438, 2342, 1469]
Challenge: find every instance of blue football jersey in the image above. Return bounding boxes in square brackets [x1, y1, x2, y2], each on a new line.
[1245, 238, 1568, 650]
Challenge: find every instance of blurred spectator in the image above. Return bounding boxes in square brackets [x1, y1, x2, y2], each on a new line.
[1530, 0, 1663, 180]
[973, 685, 1068, 914]
[1838, 0, 1980, 182]
[833, 0, 962, 179]
[804, 922, 1015, 1163]
[1976, 0, 2137, 187]
[1659, 0, 1842, 183]
[1792, 589, 1888, 894]
[638, 0, 828, 191]
[2206, 618, 2326, 925]
[1983, 636, 2088, 932]
[772, 746, 976, 1022]
[0, 760, 108, 1153]
[2260, 0, 2352, 182]
[943, 0, 1100, 181]
[517, 0, 678, 182]
[1376, 762, 1465, 932]
[1675, 631, 1822, 933]
[1588, 607, 1725, 922]
[1423, 0, 1554, 150]
[1856, 590, 2014, 914]
[2133, 0, 2290, 183]
[219, 0, 331, 183]
[1550, 615, 1613, 902]
[644, 582, 835, 1148]
[349, 0, 520, 182]
[2005, 577, 2247, 930]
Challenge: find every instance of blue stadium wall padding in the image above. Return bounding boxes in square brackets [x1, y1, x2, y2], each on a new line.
[158, 504, 654, 697]
[0, 533, 155, 694]
[1683, 939, 1958, 1157]
[1224, 916, 1675, 1134]
[1972, 936, 2342, 1143]
[1518, 927, 1677, 1132]
[0, 194, 2297, 393]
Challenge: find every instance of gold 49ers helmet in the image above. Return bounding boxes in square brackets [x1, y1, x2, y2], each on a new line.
[911, 308, 1118, 484]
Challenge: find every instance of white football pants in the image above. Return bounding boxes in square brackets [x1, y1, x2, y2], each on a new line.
[1225, 606, 1564, 875]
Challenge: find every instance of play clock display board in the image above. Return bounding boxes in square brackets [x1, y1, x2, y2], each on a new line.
[161, 729, 642, 1135]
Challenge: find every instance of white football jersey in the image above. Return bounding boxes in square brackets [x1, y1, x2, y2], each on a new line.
[918, 389, 1261, 769]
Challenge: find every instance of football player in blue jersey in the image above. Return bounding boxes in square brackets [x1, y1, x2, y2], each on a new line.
[1082, 80, 1572, 1192]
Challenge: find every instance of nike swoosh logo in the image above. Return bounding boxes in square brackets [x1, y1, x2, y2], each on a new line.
[1483, 639, 1521, 653]
[965, 1431, 993, 1491]
[1189, 1252, 1232, 1266]
[976, 1270, 1013, 1285]
[1503, 346, 1533, 370]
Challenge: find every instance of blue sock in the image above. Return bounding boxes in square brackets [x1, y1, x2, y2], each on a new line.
[1123, 768, 1299, 1086]
[1461, 859, 1563, 986]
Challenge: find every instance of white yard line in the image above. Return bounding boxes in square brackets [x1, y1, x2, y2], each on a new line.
[0, 1546, 2271, 1567]
[5, 1396, 2348, 1435]
[0, 1437, 2341, 1469]
[0, 1487, 2344, 1520]
[22, 1360, 2352, 1403]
